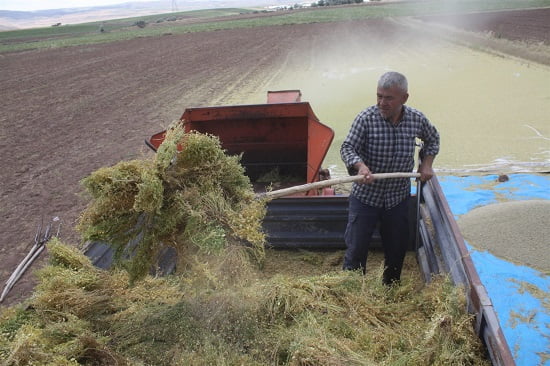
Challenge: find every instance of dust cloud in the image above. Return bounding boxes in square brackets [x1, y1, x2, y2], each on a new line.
[243, 18, 550, 176]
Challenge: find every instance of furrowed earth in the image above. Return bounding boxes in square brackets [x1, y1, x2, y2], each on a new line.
[1, 7, 549, 306]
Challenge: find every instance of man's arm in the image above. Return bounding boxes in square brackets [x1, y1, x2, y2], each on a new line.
[341, 110, 369, 176]
[418, 113, 440, 182]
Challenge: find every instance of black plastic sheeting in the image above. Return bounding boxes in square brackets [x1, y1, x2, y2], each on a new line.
[262, 195, 418, 250]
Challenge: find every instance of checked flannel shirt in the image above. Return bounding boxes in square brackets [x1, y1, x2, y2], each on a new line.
[340, 105, 440, 209]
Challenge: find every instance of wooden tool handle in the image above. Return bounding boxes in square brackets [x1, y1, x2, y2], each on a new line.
[260, 172, 421, 200]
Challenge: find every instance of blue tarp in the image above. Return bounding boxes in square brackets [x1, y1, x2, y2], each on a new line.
[438, 174, 550, 366]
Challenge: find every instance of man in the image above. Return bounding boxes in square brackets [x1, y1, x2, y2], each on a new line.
[340, 71, 440, 284]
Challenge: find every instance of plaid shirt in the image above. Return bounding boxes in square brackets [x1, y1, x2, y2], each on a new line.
[341, 105, 440, 209]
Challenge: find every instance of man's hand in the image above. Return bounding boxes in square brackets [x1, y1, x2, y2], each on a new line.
[355, 162, 375, 184]
[418, 155, 436, 182]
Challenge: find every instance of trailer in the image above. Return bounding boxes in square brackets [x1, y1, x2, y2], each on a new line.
[84, 90, 515, 365]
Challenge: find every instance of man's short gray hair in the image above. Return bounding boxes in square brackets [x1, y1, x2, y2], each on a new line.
[378, 71, 408, 92]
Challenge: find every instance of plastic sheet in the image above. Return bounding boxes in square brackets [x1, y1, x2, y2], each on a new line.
[439, 173, 550, 365]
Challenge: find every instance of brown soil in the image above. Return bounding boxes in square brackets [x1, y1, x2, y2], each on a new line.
[1, 8, 549, 306]
[417, 8, 550, 44]
[416, 7, 550, 66]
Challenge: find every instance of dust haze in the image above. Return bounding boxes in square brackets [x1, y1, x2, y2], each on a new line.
[248, 18, 550, 175]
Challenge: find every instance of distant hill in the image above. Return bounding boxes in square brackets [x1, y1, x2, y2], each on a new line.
[0, 0, 284, 30]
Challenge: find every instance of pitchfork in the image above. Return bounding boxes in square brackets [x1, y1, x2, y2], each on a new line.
[0, 217, 60, 303]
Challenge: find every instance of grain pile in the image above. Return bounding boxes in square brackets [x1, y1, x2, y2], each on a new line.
[457, 200, 550, 273]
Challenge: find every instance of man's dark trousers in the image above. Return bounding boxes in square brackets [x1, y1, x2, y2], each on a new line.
[343, 195, 410, 284]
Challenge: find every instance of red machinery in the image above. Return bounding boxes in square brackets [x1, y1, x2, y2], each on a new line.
[146, 90, 334, 196]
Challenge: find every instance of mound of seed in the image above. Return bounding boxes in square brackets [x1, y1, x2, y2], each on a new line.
[457, 200, 550, 273]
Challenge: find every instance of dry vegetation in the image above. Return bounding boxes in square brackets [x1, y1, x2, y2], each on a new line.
[77, 123, 266, 283]
[0, 240, 489, 365]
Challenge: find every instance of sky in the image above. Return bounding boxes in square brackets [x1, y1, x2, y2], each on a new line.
[0, 0, 154, 11]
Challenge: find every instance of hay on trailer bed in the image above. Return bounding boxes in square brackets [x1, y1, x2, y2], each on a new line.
[0, 240, 489, 365]
[77, 123, 267, 282]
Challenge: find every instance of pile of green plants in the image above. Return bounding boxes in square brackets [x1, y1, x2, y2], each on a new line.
[77, 123, 266, 283]
[0, 124, 489, 365]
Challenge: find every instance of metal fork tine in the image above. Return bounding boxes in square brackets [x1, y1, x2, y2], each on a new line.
[34, 220, 43, 246]
[41, 223, 52, 245]
[0, 217, 60, 303]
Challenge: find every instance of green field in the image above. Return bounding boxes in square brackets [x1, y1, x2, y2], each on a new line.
[1, 0, 550, 53]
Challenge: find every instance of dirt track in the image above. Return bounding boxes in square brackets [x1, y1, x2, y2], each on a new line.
[1, 8, 549, 306]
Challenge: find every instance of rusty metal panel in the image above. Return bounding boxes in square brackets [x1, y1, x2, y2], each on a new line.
[307, 104, 334, 185]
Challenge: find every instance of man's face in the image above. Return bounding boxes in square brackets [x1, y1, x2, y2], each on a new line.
[377, 86, 409, 122]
